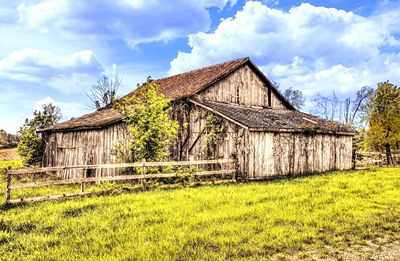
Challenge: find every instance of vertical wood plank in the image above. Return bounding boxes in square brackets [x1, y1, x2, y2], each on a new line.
[6, 167, 11, 203]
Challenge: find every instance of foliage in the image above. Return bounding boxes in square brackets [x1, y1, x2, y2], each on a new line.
[87, 74, 121, 110]
[116, 77, 179, 162]
[0, 159, 23, 171]
[16, 127, 42, 165]
[0, 130, 19, 149]
[17, 103, 62, 166]
[283, 87, 305, 109]
[366, 81, 400, 163]
[203, 112, 227, 158]
[0, 168, 399, 259]
[25, 103, 62, 130]
[175, 166, 199, 186]
[352, 128, 369, 152]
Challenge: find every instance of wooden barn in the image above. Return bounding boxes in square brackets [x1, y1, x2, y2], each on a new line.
[41, 57, 355, 179]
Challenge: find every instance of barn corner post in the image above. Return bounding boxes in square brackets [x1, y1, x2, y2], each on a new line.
[6, 167, 12, 204]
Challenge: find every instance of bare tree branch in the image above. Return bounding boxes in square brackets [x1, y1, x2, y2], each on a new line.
[87, 74, 121, 110]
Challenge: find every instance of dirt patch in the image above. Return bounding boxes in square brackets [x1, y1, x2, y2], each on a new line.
[272, 236, 400, 260]
[0, 148, 20, 160]
[337, 237, 400, 261]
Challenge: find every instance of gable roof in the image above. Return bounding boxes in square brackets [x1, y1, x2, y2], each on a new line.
[42, 57, 293, 132]
[191, 99, 355, 135]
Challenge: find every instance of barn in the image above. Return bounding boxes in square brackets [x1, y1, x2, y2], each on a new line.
[41, 57, 355, 179]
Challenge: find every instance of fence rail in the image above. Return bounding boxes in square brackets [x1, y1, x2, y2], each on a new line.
[355, 152, 400, 168]
[6, 158, 236, 204]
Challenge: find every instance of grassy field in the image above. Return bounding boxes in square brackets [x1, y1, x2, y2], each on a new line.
[0, 160, 399, 260]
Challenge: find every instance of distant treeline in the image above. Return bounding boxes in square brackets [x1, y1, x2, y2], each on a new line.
[0, 129, 19, 149]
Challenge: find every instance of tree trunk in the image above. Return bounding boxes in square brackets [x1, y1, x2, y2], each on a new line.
[385, 143, 393, 165]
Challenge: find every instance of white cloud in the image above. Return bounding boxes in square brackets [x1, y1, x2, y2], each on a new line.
[265, 53, 400, 97]
[169, 1, 400, 98]
[34, 96, 86, 121]
[17, 0, 237, 48]
[0, 49, 104, 93]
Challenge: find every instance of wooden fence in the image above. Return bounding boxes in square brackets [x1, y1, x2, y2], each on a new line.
[5, 158, 236, 204]
[355, 152, 400, 168]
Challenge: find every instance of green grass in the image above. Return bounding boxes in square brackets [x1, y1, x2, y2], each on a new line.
[0, 159, 23, 170]
[0, 162, 399, 260]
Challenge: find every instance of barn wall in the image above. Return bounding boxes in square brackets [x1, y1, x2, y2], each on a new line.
[196, 64, 288, 109]
[43, 104, 249, 179]
[247, 132, 353, 179]
[171, 103, 248, 175]
[43, 104, 353, 180]
[42, 124, 129, 179]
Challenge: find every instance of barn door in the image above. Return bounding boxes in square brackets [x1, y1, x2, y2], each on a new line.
[55, 147, 82, 179]
[43, 138, 57, 167]
[248, 132, 274, 179]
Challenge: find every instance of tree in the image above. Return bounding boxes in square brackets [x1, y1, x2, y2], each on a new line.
[87, 74, 121, 110]
[366, 81, 400, 164]
[283, 87, 305, 109]
[0, 129, 19, 148]
[311, 87, 374, 128]
[0, 130, 6, 148]
[349, 86, 374, 128]
[17, 103, 62, 165]
[116, 78, 179, 162]
[312, 91, 339, 121]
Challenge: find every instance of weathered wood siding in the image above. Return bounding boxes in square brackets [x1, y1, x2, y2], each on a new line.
[42, 124, 129, 179]
[43, 106, 353, 180]
[171, 104, 247, 174]
[196, 64, 287, 109]
[247, 132, 353, 179]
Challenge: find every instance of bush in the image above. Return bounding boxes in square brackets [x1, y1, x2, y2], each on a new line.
[17, 127, 42, 165]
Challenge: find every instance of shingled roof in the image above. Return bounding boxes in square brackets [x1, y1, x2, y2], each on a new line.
[42, 57, 293, 132]
[192, 99, 355, 135]
[41, 107, 123, 132]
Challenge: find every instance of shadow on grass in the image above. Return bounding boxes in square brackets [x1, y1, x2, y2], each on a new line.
[247, 168, 379, 183]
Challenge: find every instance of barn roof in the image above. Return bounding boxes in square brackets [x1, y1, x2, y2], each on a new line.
[41, 106, 123, 132]
[191, 99, 355, 135]
[43, 57, 295, 132]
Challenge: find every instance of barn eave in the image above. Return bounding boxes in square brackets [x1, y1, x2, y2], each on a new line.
[191, 99, 356, 136]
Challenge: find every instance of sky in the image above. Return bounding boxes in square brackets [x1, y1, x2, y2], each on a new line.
[0, 0, 400, 133]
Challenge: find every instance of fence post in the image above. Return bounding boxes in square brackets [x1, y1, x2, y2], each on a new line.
[190, 157, 196, 183]
[81, 170, 86, 193]
[6, 167, 11, 203]
[141, 159, 146, 186]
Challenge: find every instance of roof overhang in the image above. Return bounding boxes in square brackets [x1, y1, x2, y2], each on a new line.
[190, 99, 356, 136]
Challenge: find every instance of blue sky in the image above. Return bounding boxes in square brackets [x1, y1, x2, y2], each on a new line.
[1, 0, 400, 133]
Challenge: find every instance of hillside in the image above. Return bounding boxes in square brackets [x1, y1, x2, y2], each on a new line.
[0, 148, 20, 161]
[0, 163, 399, 260]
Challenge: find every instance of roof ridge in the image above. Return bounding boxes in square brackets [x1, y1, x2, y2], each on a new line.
[155, 57, 249, 82]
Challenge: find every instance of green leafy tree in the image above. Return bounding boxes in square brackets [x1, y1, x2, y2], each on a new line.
[283, 87, 305, 110]
[116, 78, 179, 162]
[366, 81, 400, 164]
[18, 103, 62, 165]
